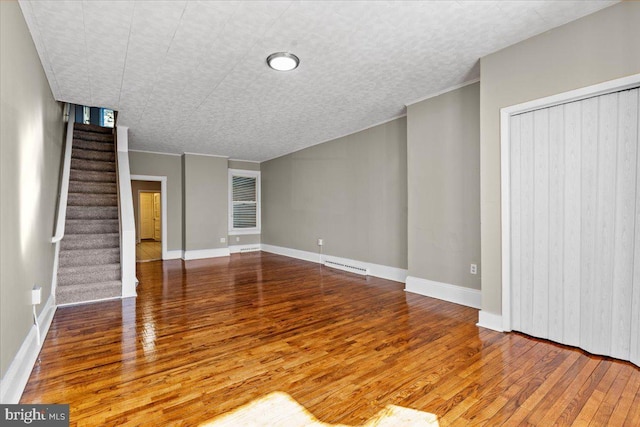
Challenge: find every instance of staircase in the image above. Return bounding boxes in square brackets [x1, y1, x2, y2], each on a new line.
[57, 123, 122, 305]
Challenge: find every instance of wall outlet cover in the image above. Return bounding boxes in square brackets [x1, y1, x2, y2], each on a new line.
[32, 286, 42, 305]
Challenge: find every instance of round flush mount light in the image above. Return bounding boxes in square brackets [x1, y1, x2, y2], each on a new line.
[267, 52, 299, 71]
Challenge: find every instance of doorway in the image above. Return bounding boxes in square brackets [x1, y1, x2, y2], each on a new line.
[138, 191, 161, 261]
[500, 74, 640, 367]
[131, 179, 163, 262]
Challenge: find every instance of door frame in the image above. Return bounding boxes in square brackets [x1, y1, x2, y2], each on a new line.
[499, 73, 640, 333]
[138, 190, 160, 242]
[131, 175, 168, 260]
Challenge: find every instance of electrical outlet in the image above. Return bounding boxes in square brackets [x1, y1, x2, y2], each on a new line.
[32, 286, 42, 305]
[220, 237, 226, 243]
[317, 238, 323, 246]
[470, 264, 477, 275]
[236, 237, 240, 242]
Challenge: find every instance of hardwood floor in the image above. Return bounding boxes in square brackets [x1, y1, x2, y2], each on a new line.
[22, 252, 640, 426]
[136, 240, 161, 262]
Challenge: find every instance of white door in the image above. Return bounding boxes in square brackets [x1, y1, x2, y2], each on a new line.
[140, 192, 154, 240]
[153, 192, 161, 241]
[508, 87, 640, 366]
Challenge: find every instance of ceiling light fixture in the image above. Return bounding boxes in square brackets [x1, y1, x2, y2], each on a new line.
[267, 52, 299, 71]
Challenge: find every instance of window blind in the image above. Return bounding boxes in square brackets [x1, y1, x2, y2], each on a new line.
[232, 176, 256, 228]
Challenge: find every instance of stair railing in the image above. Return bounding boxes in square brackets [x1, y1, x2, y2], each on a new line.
[114, 126, 137, 298]
[52, 103, 74, 243]
[50, 103, 74, 302]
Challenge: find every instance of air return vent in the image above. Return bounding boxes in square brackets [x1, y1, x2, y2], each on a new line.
[324, 259, 369, 276]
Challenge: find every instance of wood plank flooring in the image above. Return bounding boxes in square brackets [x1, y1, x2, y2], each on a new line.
[136, 240, 161, 262]
[21, 252, 640, 426]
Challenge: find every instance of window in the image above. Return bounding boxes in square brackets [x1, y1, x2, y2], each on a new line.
[101, 108, 115, 128]
[229, 169, 260, 235]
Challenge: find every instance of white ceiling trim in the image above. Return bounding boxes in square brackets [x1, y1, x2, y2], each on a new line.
[405, 78, 481, 108]
[128, 149, 181, 157]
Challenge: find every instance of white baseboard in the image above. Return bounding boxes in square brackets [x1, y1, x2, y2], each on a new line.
[405, 276, 481, 309]
[477, 310, 504, 332]
[57, 295, 122, 308]
[229, 244, 261, 254]
[0, 294, 56, 404]
[165, 250, 183, 260]
[261, 244, 320, 264]
[260, 244, 408, 283]
[182, 247, 230, 261]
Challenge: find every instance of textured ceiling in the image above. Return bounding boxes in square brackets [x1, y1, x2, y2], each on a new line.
[19, 0, 617, 162]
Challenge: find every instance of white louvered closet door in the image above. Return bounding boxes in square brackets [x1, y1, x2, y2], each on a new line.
[509, 87, 640, 367]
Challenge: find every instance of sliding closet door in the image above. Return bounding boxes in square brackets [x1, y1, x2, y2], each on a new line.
[509, 87, 640, 366]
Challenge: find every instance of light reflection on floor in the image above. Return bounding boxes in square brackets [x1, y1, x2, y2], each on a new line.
[201, 391, 440, 426]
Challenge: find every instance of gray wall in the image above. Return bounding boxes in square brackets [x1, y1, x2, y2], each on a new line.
[131, 180, 161, 242]
[480, 1, 640, 314]
[183, 154, 228, 251]
[128, 151, 182, 252]
[262, 117, 407, 269]
[0, 1, 64, 378]
[229, 160, 260, 171]
[407, 82, 480, 289]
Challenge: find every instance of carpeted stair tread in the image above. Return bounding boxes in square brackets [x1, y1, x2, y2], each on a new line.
[67, 193, 117, 206]
[59, 247, 120, 267]
[72, 147, 115, 162]
[66, 206, 118, 220]
[68, 180, 117, 194]
[74, 123, 113, 134]
[57, 263, 121, 287]
[65, 219, 119, 234]
[56, 281, 122, 306]
[71, 158, 116, 172]
[56, 122, 121, 306]
[73, 130, 114, 144]
[61, 233, 119, 250]
[70, 169, 116, 183]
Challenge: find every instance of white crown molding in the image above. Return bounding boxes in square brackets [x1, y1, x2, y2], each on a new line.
[128, 149, 182, 157]
[0, 295, 56, 404]
[183, 152, 229, 159]
[405, 276, 481, 309]
[229, 159, 261, 164]
[405, 78, 480, 107]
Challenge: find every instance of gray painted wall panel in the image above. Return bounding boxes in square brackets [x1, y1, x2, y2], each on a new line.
[407, 83, 481, 289]
[128, 151, 183, 252]
[262, 118, 407, 269]
[183, 154, 228, 251]
[0, 1, 64, 377]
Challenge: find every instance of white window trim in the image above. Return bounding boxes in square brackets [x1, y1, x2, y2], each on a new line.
[228, 169, 261, 235]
